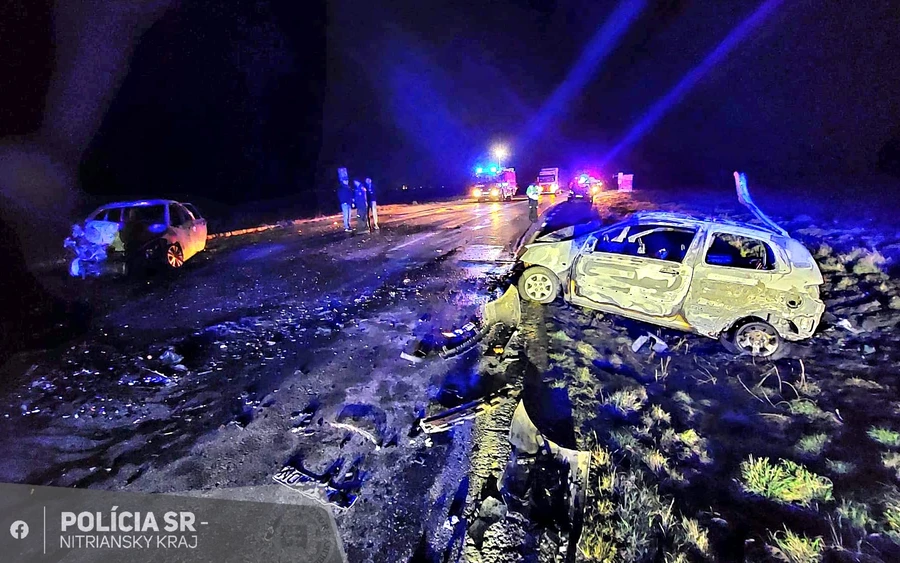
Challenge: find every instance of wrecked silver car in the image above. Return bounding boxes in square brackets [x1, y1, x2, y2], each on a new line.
[65, 199, 208, 277]
[517, 174, 826, 357]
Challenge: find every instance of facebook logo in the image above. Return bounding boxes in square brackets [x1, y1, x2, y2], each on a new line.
[9, 520, 29, 540]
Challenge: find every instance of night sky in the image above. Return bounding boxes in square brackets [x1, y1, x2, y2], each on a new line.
[2, 0, 900, 208]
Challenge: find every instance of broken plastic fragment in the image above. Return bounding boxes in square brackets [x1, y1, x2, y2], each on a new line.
[631, 333, 668, 354]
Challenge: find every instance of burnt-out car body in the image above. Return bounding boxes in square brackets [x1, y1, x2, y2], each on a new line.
[66, 199, 207, 277]
[516, 176, 826, 357]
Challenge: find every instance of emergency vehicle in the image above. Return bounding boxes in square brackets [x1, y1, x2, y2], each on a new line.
[536, 167, 560, 194]
[471, 167, 517, 202]
[568, 171, 605, 203]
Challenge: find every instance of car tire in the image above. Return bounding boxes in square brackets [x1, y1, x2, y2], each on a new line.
[165, 242, 185, 269]
[518, 266, 560, 304]
[728, 319, 786, 359]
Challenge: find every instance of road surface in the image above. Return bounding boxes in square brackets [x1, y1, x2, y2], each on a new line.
[0, 195, 569, 562]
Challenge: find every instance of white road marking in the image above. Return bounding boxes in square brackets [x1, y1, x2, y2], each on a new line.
[391, 231, 440, 251]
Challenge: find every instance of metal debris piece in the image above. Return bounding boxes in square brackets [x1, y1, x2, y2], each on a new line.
[419, 385, 518, 434]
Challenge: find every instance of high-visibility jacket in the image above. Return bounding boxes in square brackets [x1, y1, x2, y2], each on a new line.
[526, 184, 540, 200]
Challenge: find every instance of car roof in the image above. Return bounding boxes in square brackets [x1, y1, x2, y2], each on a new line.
[630, 211, 785, 239]
[97, 199, 181, 209]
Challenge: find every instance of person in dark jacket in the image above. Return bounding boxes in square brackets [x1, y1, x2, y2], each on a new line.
[337, 178, 353, 232]
[353, 179, 370, 233]
[365, 177, 380, 230]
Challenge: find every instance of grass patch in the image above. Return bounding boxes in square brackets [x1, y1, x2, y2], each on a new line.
[575, 342, 601, 361]
[680, 517, 709, 555]
[648, 404, 671, 425]
[795, 433, 830, 457]
[740, 456, 833, 505]
[882, 496, 900, 542]
[551, 330, 574, 343]
[825, 459, 855, 475]
[837, 499, 873, 531]
[604, 386, 648, 415]
[846, 378, 884, 390]
[883, 452, 900, 479]
[581, 468, 686, 562]
[868, 426, 900, 448]
[769, 527, 824, 563]
[642, 449, 670, 475]
[789, 399, 838, 426]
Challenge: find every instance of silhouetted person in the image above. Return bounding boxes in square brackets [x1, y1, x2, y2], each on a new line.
[365, 177, 380, 230]
[353, 179, 370, 233]
[337, 178, 352, 232]
[526, 183, 540, 222]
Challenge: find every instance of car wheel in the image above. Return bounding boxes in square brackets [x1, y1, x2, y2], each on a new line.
[518, 266, 559, 304]
[165, 243, 185, 269]
[729, 320, 784, 358]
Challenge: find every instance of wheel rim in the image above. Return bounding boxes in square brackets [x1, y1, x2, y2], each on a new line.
[166, 245, 184, 268]
[524, 273, 553, 301]
[735, 323, 779, 357]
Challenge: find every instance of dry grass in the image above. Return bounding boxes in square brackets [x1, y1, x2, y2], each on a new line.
[769, 527, 824, 563]
[604, 386, 648, 415]
[680, 517, 709, 555]
[580, 447, 696, 562]
[575, 342, 601, 361]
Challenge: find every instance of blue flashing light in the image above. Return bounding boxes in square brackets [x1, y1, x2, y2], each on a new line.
[148, 223, 167, 234]
[490, 166, 498, 173]
[475, 167, 483, 174]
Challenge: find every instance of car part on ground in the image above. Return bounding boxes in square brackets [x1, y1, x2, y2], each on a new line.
[399, 286, 522, 363]
[516, 172, 826, 357]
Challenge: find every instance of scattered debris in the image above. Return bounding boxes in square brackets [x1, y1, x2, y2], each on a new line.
[631, 332, 669, 354]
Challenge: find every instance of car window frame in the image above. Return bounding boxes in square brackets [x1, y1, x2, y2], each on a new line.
[701, 229, 782, 272]
[183, 203, 203, 220]
[584, 222, 697, 264]
[169, 203, 192, 227]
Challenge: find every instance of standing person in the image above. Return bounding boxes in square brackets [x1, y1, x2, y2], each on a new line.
[365, 177, 380, 230]
[353, 179, 370, 233]
[526, 183, 540, 222]
[338, 178, 353, 232]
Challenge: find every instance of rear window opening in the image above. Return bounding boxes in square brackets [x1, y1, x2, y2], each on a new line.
[123, 205, 167, 224]
[705, 233, 775, 270]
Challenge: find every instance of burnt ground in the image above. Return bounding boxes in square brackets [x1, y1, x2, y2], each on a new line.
[3, 188, 900, 562]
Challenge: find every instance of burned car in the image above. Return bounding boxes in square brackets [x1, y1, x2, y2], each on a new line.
[516, 174, 826, 357]
[66, 199, 208, 277]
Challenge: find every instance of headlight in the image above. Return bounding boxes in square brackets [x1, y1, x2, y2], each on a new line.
[490, 188, 500, 196]
[472, 188, 482, 197]
[591, 186, 599, 193]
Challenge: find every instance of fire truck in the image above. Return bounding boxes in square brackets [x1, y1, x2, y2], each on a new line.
[470, 167, 517, 202]
[536, 167, 560, 194]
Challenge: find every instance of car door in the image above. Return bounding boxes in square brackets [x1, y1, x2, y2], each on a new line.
[571, 223, 698, 317]
[684, 229, 788, 335]
[184, 203, 207, 251]
[168, 203, 195, 258]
